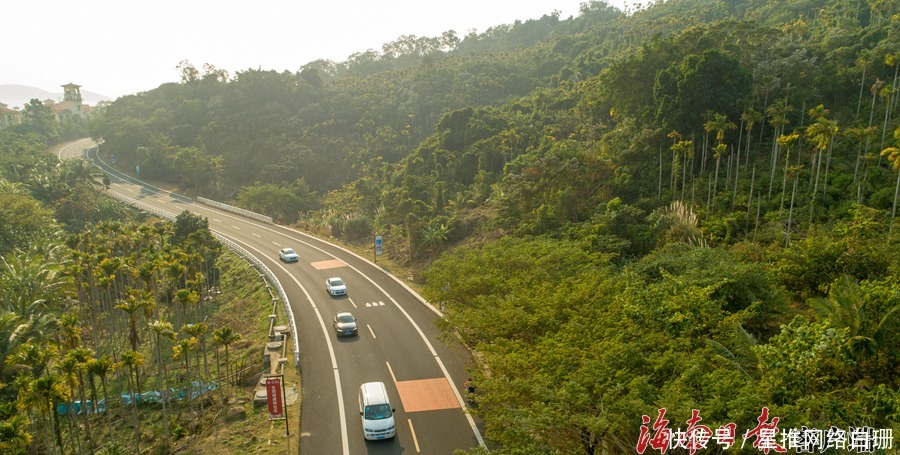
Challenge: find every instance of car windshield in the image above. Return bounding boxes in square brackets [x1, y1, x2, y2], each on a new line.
[330, 279, 344, 286]
[336, 314, 354, 324]
[283, 249, 295, 255]
[364, 404, 392, 420]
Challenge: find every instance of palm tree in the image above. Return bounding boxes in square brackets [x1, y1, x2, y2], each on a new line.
[766, 100, 792, 200]
[856, 52, 870, 118]
[776, 133, 800, 212]
[707, 323, 760, 379]
[114, 289, 153, 352]
[58, 158, 103, 188]
[784, 164, 804, 247]
[173, 338, 196, 379]
[806, 111, 839, 198]
[669, 138, 694, 203]
[881, 127, 900, 233]
[703, 113, 735, 210]
[860, 79, 885, 198]
[173, 336, 198, 414]
[666, 130, 681, 196]
[806, 108, 838, 219]
[741, 107, 763, 167]
[6, 342, 57, 380]
[700, 110, 714, 173]
[119, 350, 144, 452]
[0, 307, 57, 383]
[65, 348, 94, 451]
[0, 414, 33, 455]
[878, 83, 897, 157]
[149, 320, 175, 450]
[182, 322, 211, 417]
[0, 245, 69, 318]
[21, 373, 67, 454]
[86, 355, 116, 444]
[0, 315, 33, 381]
[849, 125, 879, 200]
[56, 357, 83, 455]
[56, 312, 82, 354]
[812, 276, 900, 373]
[173, 288, 198, 329]
[710, 143, 728, 211]
[212, 327, 241, 385]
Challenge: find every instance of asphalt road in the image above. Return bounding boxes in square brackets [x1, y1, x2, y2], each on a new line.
[57, 138, 485, 454]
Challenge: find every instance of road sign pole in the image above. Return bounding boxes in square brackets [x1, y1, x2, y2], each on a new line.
[374, 235, 383, 264]
[281, 373, 289, 436]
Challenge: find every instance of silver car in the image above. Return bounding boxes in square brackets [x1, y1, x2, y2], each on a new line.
[326, 277, 347, 296]
[278, 248, 299, 262]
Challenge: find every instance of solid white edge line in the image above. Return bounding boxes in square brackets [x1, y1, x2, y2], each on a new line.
[208, 237, 351, 455]
[284, 268, 350, 455]
[87, 146, 476, 451]
[271, 229, 486, 447]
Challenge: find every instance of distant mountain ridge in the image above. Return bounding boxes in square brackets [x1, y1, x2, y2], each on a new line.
[0, 84, 112, 109]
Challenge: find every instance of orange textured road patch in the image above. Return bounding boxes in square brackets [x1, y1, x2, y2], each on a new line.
[395, 378, 461, 412]
[310, 259, 348, 270]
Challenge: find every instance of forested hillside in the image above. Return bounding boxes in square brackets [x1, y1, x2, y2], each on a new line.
[89, 0, 900, 453]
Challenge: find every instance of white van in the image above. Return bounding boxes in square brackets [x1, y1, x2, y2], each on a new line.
[358, 382, 396, 440]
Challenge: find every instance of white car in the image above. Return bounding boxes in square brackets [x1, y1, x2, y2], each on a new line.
[359, 382, 396, 440]
[326, 277, 347, 296]
[278, 248, 299, 262]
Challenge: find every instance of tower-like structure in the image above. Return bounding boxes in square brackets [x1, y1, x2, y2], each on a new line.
[63, 83, 83, 104]
[58, 82, 85, 118]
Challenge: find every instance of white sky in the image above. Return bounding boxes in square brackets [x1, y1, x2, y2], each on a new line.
[4, 0, 625, 99]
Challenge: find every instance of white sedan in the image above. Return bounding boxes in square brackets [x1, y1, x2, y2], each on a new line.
[278, 248, 299, 262]
[326, 277, 347, 296]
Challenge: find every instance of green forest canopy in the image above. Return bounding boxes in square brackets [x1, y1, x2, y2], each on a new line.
[83, 0, 900, 452]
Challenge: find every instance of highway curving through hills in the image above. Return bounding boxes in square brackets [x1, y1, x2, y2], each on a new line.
[57, 138, 484, 454]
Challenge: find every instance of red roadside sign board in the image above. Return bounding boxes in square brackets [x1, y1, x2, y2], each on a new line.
[266, 376, 284, 420]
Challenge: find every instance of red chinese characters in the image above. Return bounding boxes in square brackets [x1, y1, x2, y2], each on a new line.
[742, 407, 786, 453]
[637, 408, 673, 453]
[266, 376, 283, 419]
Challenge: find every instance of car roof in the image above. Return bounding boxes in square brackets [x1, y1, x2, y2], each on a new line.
[335, 311, 354, 318]
[360, 381, 389, 404]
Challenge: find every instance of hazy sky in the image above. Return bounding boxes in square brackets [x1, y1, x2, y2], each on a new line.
[5, 0, 624, 100]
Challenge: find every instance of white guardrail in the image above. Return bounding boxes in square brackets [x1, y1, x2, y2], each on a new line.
[105, 190, 300, 369]
[196, 197, 274, 224]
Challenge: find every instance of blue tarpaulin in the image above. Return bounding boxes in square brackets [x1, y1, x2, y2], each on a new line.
[56, 382, 217, 415]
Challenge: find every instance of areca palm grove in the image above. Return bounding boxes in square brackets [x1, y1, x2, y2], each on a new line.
[0, 130, 254, 452]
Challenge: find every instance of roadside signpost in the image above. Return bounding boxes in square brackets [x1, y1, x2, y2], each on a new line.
[266, 374, 290, 453]
[266, 375, 285, 421]
[374, 235, 382, 263]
